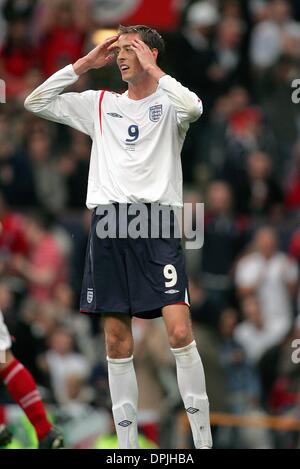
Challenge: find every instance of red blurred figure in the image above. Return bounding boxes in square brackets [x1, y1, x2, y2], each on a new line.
[284, 142, 300, 211]
[0, 19, 39, 98]
[0, 193, 28, 275]
[37, 0, 89, 77]
[12, 213, 66, 303]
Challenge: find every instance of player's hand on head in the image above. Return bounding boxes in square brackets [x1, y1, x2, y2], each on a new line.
[131, 39, 157, 72]
[86, 35, 119, 70]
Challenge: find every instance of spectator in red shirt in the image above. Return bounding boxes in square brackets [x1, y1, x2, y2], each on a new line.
[0, 192, 28, 274]
[0, 19, 39, 98]
[37, 0, 89, 78]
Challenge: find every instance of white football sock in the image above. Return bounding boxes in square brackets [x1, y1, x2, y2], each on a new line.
[107, 355, 139, 449]
[171, 340, 212, 449]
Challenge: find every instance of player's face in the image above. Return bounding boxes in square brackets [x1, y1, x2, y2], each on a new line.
[115, 33, 145, 83]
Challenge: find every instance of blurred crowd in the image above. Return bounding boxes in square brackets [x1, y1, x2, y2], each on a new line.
[0, 0, 300, 449]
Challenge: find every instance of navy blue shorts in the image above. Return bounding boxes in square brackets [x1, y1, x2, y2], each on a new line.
[80, 204, 189, 319]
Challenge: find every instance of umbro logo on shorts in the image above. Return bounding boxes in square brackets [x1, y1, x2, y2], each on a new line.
[118, 420, 132, 427]
[186, 407, 199, 414]
[165, 289, 180, 294]
[107, 112, 123, 118]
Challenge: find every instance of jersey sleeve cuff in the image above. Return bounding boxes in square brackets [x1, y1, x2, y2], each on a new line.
[69, 64, 80, 79]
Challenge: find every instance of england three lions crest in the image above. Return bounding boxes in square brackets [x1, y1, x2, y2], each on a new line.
[87, 288, 94, 304]
[149, 105, 163, 122]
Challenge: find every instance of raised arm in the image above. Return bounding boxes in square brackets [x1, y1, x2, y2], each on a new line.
[24, 35, 119, 136]
[72, 35, 119, 75]
[158, 75, 203, 126]
[131, 38, 203, 128]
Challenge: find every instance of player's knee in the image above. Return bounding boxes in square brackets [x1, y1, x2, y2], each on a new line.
[106, 333, 133, 359]
[0, 349, 13, 371]
[168, 325, 193, 349]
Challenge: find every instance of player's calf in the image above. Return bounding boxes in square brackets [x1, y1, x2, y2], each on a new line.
[162, 304, 194, 348]
[103, 315, 134, 359]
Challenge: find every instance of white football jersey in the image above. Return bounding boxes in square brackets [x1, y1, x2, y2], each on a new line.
[25, 65, 202, 208]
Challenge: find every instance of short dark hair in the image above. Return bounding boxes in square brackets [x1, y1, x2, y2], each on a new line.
[118, 25, 165, 60]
